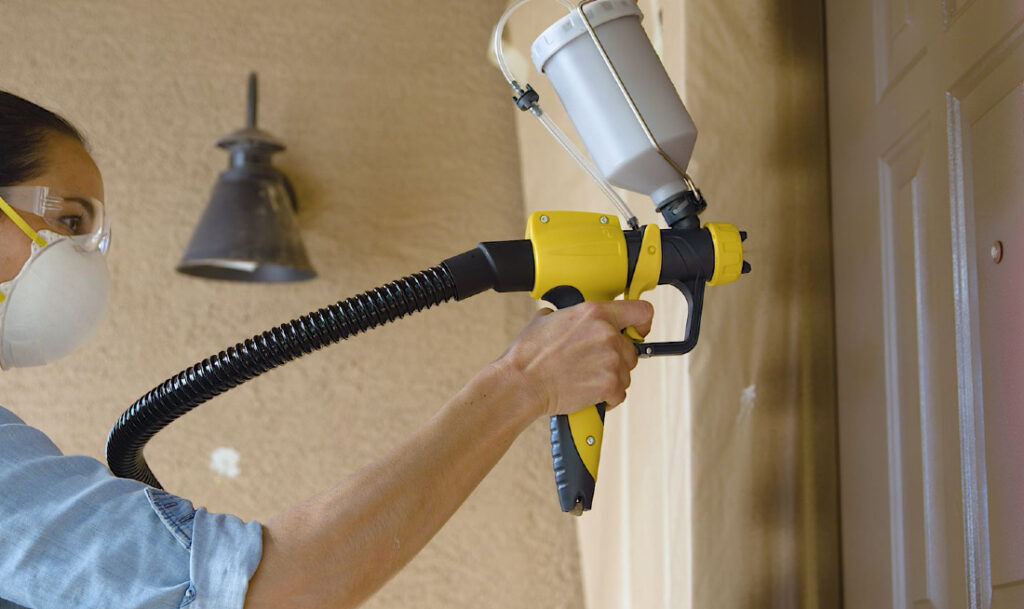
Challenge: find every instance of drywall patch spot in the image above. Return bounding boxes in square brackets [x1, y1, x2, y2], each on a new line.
[737, 384, 757, 423]
[210, 446, 241, 478]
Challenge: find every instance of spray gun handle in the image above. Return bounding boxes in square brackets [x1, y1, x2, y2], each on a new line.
[633, 277, 706, 357]
[550, 403, 605, 515]
[543, 286, 607, 515]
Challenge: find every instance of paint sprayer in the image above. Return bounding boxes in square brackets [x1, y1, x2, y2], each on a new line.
[106, 0, 750, 515]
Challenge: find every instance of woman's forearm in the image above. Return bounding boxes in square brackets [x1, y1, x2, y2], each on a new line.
[245, 361, 540, 609]
[245, 300, 653, 609]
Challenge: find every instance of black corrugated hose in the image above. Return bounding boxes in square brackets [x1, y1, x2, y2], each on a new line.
[106, 266, 458, 488]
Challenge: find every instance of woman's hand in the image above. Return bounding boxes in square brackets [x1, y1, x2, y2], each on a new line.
[495, 300, 654, 418]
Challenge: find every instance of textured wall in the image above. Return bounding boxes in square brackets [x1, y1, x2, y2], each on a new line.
[0, 2, 584, 607]
[510, 0, 839, 607]
[683, 2, 839, 607]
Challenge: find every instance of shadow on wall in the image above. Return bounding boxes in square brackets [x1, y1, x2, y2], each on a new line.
[684, 0, 840, 607]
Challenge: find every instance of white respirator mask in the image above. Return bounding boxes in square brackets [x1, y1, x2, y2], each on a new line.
[0, 188, 111, 370]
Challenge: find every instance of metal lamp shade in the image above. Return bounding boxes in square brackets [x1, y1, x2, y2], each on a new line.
[177, 167, 316, 282]
[178, 72, 316, 282]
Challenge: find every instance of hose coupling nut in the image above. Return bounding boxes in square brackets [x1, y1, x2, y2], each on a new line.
[513, 84, 540, 112]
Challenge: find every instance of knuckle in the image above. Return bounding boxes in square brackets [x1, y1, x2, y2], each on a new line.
[579, 302, 603, 319]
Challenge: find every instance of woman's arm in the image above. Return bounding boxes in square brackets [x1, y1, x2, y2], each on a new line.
[245, 300, 653, 609]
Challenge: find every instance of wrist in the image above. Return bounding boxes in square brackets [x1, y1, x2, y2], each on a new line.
[478, 358, 547, 425]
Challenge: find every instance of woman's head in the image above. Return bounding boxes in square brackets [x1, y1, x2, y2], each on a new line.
[0, 92, 110, 370]
[0, 90, 88, 186]
[0, 91, 104, 282]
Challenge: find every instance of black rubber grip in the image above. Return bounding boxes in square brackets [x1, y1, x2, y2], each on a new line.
[550, 402, 606, 514]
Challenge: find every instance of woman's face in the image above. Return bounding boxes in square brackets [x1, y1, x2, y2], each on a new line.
[0, 134, 104, 283]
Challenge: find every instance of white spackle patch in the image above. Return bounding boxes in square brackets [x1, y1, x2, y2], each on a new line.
[209, 446, 241, 479]
[737, 384, 757, 423]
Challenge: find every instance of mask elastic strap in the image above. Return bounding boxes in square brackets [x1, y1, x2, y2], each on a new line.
[0, 195, 48, 248]
[0, 195, 49, 305]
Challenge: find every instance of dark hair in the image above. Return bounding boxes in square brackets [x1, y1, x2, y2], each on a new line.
[0, 90, 86, 187]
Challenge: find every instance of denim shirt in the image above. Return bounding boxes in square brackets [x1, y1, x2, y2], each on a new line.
[0, 405, 263, 609]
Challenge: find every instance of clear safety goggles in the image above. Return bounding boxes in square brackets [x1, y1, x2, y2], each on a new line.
[0, 185, 110, 254]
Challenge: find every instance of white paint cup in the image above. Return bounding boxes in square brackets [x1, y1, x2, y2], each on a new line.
[531, 0, 697, 206]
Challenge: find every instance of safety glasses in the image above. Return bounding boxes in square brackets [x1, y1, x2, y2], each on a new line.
[0, 186, 110, 254]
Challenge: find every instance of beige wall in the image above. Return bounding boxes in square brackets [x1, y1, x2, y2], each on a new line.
[511, 0, 839, 607]
[0, 2, 585, 607]
[684, 2, 838, 606]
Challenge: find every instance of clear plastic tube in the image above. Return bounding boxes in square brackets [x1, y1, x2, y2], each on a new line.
[534, 111, 638, 227]
[492, 0, 541, 85]
[492, 0, 640, 230]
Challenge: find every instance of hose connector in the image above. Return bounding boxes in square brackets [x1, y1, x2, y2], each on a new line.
[655, 188, 707, 229]
[512, 82, 540, 112]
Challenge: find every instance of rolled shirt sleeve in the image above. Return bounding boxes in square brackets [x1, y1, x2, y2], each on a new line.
[0, 406, 262, 609]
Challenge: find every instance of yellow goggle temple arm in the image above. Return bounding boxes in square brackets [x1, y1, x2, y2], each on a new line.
[0, 194, 48, 248]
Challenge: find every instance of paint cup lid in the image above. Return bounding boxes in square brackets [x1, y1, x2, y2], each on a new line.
[530, 0, 643, 73]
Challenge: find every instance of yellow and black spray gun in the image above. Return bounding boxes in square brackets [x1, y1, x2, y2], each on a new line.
[442, 208, 747, 513]
[106, 205, 748, 513]
[106, 0, 750, 515]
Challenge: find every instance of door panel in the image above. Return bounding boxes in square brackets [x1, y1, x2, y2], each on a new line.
[878, 116, 936, 609]
[829, 0, 1024, 607]
[947, 23, 1024, 607]
[874, 0, 926, 100]
[974, 85, 1024, 599]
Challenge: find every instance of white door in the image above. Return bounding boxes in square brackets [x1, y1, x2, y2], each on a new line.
[827, 1, 1024, 607]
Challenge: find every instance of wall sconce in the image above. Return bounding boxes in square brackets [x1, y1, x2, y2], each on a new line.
[177, 73, 316, 282]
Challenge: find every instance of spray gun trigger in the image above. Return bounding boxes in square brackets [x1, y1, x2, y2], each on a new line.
[623, 224, 661, 342]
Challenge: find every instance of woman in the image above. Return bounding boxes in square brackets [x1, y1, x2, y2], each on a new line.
[0, 90, 652, 609]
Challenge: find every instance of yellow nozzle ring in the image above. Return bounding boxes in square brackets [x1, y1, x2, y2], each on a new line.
[705, 222, 744, 286]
